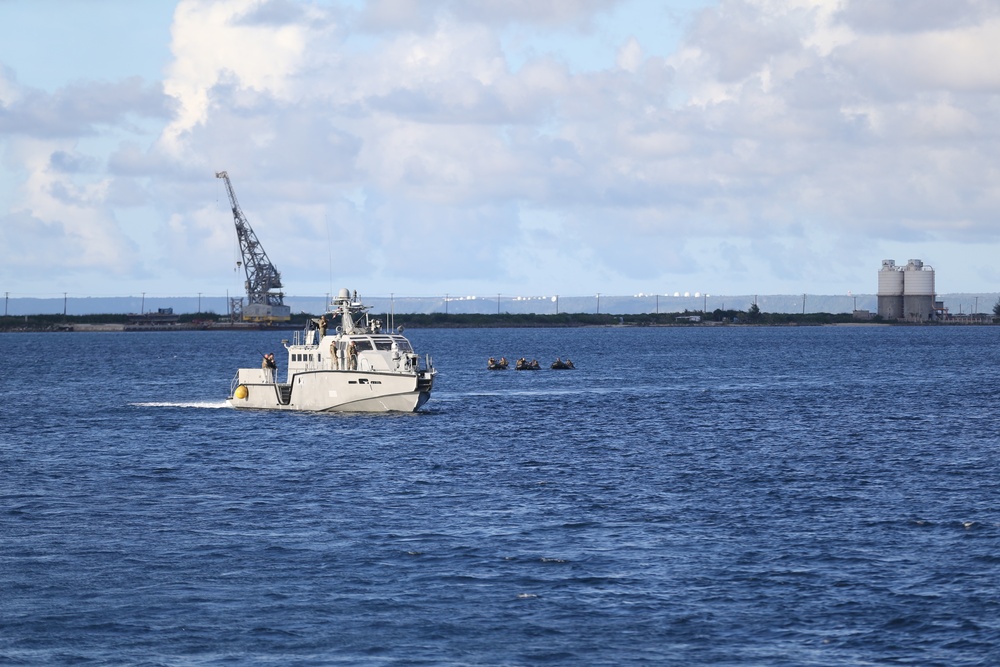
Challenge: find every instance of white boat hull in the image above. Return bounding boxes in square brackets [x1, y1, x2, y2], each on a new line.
[228, 370, 433, 412]
[227, 288, 436, 413]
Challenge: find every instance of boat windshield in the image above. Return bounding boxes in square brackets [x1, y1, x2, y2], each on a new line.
[351, 336, 413, 353]
[372, 337, 412, 352]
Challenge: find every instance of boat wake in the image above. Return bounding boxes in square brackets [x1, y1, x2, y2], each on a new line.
[131, 401, 232, 409]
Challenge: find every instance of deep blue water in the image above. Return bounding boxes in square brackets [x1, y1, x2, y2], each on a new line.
[2, 325, 999, 666]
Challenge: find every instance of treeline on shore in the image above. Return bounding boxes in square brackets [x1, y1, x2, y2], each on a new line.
[389, 310, 864, 327]
[0, 308, 898, 332]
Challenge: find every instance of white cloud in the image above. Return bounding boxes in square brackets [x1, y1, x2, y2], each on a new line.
[844, 18, 1000, 93]
[0, 138, 141, 281]
[160, 0, 329, 155]
[2, 0, 1000, 299]
[616, 36, 643, 72]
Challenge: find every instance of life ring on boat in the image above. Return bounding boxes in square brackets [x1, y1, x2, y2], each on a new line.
[234, 385, 248, 400]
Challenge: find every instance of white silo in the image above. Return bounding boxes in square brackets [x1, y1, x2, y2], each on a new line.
[877, 259, 904, 319]
[903, 259, 935, 321]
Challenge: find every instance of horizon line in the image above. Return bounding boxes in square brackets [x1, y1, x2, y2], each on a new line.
[6, 291, 1000, 300]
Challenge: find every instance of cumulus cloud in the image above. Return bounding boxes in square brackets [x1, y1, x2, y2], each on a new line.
[2, 0, 1000, 298]
[0, 77, 169, 138]
[664, 0, 1000, 249]
[0, 177, 141, 282]
[159, 0, 332, 155]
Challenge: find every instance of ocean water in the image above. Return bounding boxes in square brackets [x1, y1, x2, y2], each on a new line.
[2, 325, 999, 666]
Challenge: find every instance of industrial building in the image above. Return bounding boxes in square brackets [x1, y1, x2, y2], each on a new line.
[877, 259, 936, 321]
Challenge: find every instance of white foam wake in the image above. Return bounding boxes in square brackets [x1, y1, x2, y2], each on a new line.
[131, 401, 232, 409]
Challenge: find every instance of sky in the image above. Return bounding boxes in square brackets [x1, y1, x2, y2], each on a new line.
[1, 0, 999, 301]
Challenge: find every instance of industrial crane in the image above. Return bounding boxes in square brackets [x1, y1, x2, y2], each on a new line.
[216, 171, 291, 323]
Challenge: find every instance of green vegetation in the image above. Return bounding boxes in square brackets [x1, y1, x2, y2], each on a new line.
[387, 310, 862, 328]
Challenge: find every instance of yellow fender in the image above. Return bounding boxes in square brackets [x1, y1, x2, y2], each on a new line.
[234, 385, 248, 400]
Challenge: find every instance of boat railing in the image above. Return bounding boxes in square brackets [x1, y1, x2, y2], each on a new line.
[290, 329, 324, 346]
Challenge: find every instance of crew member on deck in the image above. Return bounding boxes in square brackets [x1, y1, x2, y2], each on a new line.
[329, 340, 339, 370]
[348, 341, 358, 370]
[262, 352, 277, 383]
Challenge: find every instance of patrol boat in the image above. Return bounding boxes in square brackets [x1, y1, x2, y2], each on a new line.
[228, 288, 436, 412]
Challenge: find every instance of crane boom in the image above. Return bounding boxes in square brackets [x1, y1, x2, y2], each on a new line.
[216, 171, 291, 323]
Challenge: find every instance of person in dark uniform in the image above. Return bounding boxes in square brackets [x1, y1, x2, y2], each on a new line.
[262, 352, 277, 382]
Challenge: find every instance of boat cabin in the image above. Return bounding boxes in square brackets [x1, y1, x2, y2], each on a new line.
[284, 332, 416, 375]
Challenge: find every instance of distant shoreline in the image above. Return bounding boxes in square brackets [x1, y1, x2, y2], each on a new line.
[2, 313, 994, 333]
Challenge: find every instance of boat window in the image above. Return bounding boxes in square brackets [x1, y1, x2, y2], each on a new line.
[372, 337, 412, 352]
[353, 339, 373, 351]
